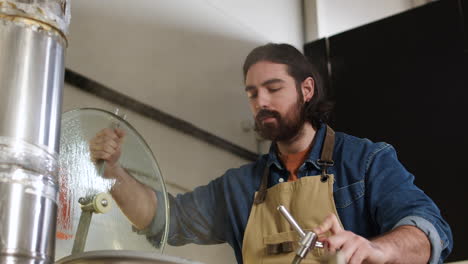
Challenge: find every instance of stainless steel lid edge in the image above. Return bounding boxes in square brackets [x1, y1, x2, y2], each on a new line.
[56, 250, 204, 264]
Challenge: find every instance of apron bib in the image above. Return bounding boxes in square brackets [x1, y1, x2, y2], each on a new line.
[242, 126, 343, 264]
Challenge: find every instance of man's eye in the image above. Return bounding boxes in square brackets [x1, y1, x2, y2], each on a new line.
[248, 92, 258, 99]
[268, 87, 281, 92]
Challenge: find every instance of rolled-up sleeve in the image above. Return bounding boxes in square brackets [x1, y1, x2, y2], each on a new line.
[393, 216, 443, 264]
[365, 144, 453, 263]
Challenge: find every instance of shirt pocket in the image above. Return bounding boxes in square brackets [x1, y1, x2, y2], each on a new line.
[333, 180, 365, 209]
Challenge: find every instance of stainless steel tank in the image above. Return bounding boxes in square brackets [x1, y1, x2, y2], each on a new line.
[0, 0, 70, 263]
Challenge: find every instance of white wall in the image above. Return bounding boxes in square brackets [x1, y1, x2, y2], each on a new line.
[66, 0, 304, 154]
[315, 0, 415, 38]
[60, 1, 304, 263]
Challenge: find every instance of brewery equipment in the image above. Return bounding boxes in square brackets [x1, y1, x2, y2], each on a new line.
[0, 0, 70, 263]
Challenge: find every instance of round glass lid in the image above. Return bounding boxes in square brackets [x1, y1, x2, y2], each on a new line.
[56, 108, 169, 260]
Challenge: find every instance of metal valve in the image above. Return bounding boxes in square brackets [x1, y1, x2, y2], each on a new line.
[277, 205, 323, 264]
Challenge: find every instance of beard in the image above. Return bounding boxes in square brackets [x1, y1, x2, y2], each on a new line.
[254, 97, 306, 142]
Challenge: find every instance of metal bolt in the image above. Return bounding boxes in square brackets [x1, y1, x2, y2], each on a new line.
[101, 199, 108, 207]
[78, 197, 86, 205]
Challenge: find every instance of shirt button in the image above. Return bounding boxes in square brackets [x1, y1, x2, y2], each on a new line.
[278, 178, 284, 183]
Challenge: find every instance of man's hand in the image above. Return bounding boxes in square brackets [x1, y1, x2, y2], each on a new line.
[313, 214, 388, 264]
[89, 128, 126, 170]
[89, 127, 157, 230]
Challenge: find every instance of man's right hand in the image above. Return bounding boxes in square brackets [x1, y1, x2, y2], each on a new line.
[89, 128, 126, 169]
[89, 128, 158, 230]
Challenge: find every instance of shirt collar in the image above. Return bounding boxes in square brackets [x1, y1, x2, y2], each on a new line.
[266, 123, 326, 171]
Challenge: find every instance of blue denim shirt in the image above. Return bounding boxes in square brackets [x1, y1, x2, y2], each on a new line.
[147, 124, 453, 264]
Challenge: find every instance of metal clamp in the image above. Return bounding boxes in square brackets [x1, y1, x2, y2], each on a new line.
[316, 159, 335, 167]
[71, 192, 112, 255]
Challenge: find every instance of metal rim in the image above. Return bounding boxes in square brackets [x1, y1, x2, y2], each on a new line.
[0, 14, 68, 46]
[56, 250, 202, 264]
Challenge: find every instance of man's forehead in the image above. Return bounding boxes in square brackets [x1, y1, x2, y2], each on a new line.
[245, 61, 290, 85]
[245, 78, 285, 92]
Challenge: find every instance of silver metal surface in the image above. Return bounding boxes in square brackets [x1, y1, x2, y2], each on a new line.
[296, 232, 317, 258]
[0, 0, 71, 36]
[0, 21, 65, 154]
[316, 240, 323, 248]
[0, 1, 68, 262]
[277, 205, 324, 264]
[0, 164, 58, 263]
[0, 255, 49, 264]
[71, 193, 113, 255]
[277, 205, 306, 237]
[56, 250, 204, 264]
[71, 211, 93, 256]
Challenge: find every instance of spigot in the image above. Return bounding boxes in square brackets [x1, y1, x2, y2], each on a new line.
[277, 205, 323, 264]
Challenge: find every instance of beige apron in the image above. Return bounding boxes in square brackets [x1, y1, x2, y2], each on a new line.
[242, 126, 343, 264]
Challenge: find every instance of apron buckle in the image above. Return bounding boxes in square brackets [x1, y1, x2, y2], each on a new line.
[317, 159, 334, 182]
[316, 159, 334, 167]
[320, 173, 329, 182]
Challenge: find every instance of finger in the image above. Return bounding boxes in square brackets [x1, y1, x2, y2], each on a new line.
[348, 247, 367, 264]
[340, 235, 362, 264]
[323, 241, 337, 255]
[90, 134, 117, 148]
[97, 128, 119, 139]
[91, 150, 112, 161]
[314, 213, 343, 235]
[100, 138, 118, 149]
[90, 147, 116, 162]
[317, 234, 328, 243]
[91, 137, 120, 149]
[105, 138, 118, 149]
[92, 148, 120, 161]
[115, 128, 126, 139]
[324, 231, 355, 255]
[89, 144, 117, 154]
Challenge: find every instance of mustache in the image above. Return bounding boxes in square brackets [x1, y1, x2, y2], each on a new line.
[255, 109, 281, 122]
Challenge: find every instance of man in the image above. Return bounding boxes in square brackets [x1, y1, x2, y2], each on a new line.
[90, 43, 452, 264]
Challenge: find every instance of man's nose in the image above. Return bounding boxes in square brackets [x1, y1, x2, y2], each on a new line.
[256, 89, 271, 109]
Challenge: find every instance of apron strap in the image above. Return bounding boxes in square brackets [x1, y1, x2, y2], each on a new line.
[317, 125, 335, 182]
[254, 165, 270, 204]
[255, 125, 336, 204]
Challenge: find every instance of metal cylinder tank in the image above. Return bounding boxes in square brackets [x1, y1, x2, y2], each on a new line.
[0, 0, 70, 263]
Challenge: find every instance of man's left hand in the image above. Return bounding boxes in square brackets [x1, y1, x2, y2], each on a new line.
[313, 214, 389, 264]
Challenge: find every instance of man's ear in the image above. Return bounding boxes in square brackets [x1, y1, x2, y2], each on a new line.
[301, 77, 315, 102]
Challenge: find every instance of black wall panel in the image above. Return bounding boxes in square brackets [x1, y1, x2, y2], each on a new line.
[461, 0, 468, 49]
[305, 0, 468, 261]
[303, 38, 331, 98]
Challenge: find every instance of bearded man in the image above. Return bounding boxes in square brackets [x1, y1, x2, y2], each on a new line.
[90, 43, 452, 264]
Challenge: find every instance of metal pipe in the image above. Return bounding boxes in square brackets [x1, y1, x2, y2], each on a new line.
[0, 0, 70, 263]
[277, 205, 306, 238]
